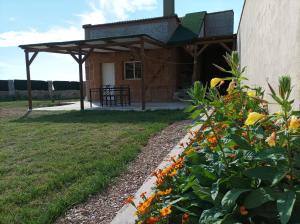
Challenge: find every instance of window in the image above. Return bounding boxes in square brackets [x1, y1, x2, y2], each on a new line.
[124, 61, 142, 80]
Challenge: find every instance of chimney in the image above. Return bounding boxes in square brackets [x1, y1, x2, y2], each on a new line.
[163, 0, 175, 17]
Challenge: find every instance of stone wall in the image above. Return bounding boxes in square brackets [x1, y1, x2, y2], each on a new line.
[238, 0, 300, 111]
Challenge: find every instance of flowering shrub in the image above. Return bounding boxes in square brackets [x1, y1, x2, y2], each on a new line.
[128, 52, 300, 224]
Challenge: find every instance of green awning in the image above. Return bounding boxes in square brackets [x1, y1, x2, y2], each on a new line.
[168, 11, 206, 45]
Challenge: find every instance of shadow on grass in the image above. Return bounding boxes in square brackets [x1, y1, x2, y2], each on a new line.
[14, 110, 188, 124]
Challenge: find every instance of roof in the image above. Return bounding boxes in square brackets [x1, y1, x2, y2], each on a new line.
[168, 11, 206, 45]
[19, 34, 165, 54]
[82, 15, 180, 29]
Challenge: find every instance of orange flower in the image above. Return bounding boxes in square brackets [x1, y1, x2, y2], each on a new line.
[137, 194, 155, 215]
[157, 188, 172, 196]
[125, 196, 134, 204]
[184, 148, 196, 155]
[239, 206, 248, 216]
[182, 213, 189, 223]
[242, 131, 248, 138]
[286, 175, 294, 181]
[160, 205, 172, 217]
[228, 154, 237, 159]
[207, 134, 218, 144]
[140, 192, 147, 199]
[169, 169, 177, 177]
[146, 216, 160, 224]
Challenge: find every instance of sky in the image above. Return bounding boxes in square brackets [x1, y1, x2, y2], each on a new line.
[0, 0, 244, 81]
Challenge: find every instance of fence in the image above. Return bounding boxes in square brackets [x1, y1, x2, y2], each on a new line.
[0, 80, 85, 100]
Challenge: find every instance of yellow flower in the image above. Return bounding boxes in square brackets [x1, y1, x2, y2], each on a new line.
[245, 112, 266, 126]
[247, 90, 256, 97]
[160, 206, 172, 217]
[274, 111, 284, 116]
[210, 78, 223, 88]
[227, 80, 236, 94]
[289, 116, 300, 131]
[265, 132, 276, 147]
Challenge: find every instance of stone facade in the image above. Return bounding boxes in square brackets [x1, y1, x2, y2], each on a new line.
[238, 0, 300, 111]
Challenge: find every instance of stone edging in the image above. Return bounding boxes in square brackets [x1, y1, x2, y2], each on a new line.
[111, 124, 201, 224]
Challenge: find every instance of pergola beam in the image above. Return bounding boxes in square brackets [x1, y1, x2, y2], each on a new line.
[219, 42, 231, 52]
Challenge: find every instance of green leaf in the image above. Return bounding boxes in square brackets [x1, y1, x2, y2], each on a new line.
[192, 180, 214, 203]
[190, 165, 217, 185]
[230, 134, 252, 150]
[199, 207, 225, 224]
[172, 204, 198, 217]
[221, 189, 249, 209]
[244, 167, 288, 186]
[190, 109, 202, 119]
[211, 179, 221, 201]
[244, 188, 275, 209]
[292, 111, 300, 116]
[277, 191, 296, 224]
[255, 147, 285, 160]
[184, 105, 197, 113]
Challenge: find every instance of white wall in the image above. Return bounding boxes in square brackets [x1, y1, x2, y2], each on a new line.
[238, 0, 300, 111]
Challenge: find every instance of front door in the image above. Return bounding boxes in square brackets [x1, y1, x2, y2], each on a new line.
[102, 63, 115, 86]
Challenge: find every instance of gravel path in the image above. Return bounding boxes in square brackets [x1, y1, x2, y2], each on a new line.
[56, 120, 191, 224]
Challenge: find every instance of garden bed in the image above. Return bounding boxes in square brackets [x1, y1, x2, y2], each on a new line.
[128, 52, 300, 224]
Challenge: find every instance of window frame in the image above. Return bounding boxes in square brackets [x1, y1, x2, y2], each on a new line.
[124, 61, 142, 80]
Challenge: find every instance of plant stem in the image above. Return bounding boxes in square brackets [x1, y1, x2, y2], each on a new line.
[204, 110, 230, 169]
[283, 110, 294, 176]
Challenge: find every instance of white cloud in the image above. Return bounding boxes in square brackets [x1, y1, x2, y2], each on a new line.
[79, 0, 157, 25]
[9, 17, 16, 22]
[0, 26, 83, 47]
[0, 0, 157, 47]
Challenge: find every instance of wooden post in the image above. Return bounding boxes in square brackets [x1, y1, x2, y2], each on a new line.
[78, 49, 84, 111]
[192, 46, 198, 83]
[140, 40, 146, 110]
[25, 50, 33, 111]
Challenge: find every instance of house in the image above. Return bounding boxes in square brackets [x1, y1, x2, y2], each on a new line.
[238, 0, 300, 111]
[19, 0, 236, 110]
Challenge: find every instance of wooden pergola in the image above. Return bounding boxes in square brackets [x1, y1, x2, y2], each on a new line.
[184, 34, 237, 82]
[19, 34, 165, 111]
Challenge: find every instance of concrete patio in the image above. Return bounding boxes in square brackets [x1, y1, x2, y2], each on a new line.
[33, 101, 188, 111]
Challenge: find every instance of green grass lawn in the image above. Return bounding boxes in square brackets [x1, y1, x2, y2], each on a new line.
[0, 100, 187, 224]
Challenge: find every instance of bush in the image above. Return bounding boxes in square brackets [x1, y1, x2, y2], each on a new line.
[0, 80, 9, 91]
[53, 81, 80, 91]
[14, 80, 48, 91]
[14, 80, 27, 90]
[129, 52, 300, 224]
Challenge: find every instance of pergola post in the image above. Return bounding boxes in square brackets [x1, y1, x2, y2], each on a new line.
[24, 50, 38, 111]
[192, 46, 198, 83]
[188, 44, 209, 83]
[140, 40, 146, 110]
[78, 49, 84, 111]
[69, 48, 94, 111]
